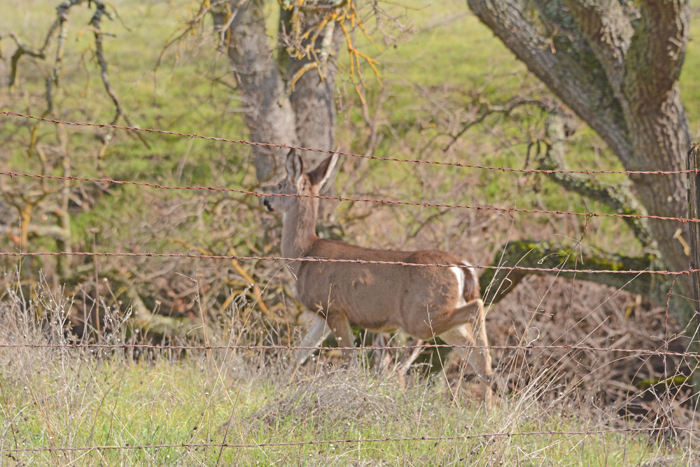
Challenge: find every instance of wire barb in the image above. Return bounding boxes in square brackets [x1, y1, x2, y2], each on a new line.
[1, 170, 697, 224]
[0, 342, 698, 358]
[2, 427, 696, 453]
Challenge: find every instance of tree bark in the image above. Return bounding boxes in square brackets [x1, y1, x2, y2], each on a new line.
[480, 240, 667, 307]
[467, 0, 697, 356]
[218, 0, 298, 182]
[278, 5, 342, 215]
[540, 111, 653, 247]
[216, 0, 341, 189]
[278, 7, 339, 168]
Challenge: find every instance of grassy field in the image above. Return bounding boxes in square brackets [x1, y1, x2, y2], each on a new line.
[0, 360, 670, 465]
[0, 288, 687, 466]
[1, 0, 700, 465]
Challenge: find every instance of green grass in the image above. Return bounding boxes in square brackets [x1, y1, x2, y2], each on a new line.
[0, 282, 692, 467]
[0, 351, 673, 466]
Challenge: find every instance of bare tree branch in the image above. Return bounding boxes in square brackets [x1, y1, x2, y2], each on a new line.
[2, 0, 147, 274]
[444, 97, 552, 152]
[88, 2, 150, 157]
[0, 224, 69, 242]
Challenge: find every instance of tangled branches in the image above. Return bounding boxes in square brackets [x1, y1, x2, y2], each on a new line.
[163, 0, 383, 102]
[1, 0, 147, 157]
[0, 0, 147, 276]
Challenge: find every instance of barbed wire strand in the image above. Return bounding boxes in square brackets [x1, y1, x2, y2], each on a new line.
[2, 111, 696, 176]
[0, 250, 690, 275]
[1, 342, 697, 359]
[2, 170, 697, 224]
[2, 427, 695, 453]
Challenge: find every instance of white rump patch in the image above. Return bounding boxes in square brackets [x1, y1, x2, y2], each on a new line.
[451, 261, 478, 309]
[450, 266, 468, 308]
[462, 261, 478, 290]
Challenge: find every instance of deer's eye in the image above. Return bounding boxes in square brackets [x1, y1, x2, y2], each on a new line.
[276, 184, 282, 189]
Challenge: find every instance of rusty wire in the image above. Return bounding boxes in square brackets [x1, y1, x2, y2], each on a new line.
[0, 342, 697, 359]
[2, 427, 696, 453]
[0, 250, 688, 275]
[2, 110, 698, 176]
[1, 170, 698, 224]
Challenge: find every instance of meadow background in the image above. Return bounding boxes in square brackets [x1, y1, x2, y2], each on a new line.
[0, 0, 699, 464]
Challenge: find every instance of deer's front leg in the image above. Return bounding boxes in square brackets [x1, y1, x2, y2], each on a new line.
[327, 313, 354, 361]
[293, 314, 331, 367]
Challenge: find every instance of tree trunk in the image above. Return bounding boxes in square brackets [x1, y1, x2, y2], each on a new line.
[217, 0, 341, 194]
[278, 5, 342, 216]
[278, 7, 339, 169]
[218, 0, 298, 182]
[466, 0, 697, 358]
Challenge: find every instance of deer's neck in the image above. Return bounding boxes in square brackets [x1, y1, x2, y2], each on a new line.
[281, 199, 319, 275]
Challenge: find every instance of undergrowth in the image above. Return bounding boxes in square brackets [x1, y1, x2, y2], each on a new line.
[0, 277, 696, 466]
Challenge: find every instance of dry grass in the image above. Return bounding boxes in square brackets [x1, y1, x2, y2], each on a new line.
[0, 274, 698, 466]
[488, 276, 695, 410]
[251, 371, 399, 432]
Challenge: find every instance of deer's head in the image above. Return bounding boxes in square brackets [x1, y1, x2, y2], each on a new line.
[263, 149, 338, 215]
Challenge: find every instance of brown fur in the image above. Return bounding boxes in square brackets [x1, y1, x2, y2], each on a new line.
[297, 241, 477, 339]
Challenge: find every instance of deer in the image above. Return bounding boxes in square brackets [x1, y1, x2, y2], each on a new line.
[263, 149, 493, 405]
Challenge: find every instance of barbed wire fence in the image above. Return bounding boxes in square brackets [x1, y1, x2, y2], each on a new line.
[1, 110, 699, 457]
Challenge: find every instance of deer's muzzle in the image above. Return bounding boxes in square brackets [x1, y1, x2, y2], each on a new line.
[263, 198, 273, 211]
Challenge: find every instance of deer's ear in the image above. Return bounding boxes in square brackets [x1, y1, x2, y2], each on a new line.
[307, 152, 339, 189]
[285, 149, 304, 185]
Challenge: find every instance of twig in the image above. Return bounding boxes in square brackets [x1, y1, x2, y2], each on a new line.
[444, 98, 552, 152]
[88, 2, 150, 156]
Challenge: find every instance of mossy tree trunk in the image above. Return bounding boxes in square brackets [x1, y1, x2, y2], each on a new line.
[467, 0, 698, 386]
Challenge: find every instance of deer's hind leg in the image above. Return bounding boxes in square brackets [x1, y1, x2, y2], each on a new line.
[438, 299, 493, 406]
[327, 313, 355, 361]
